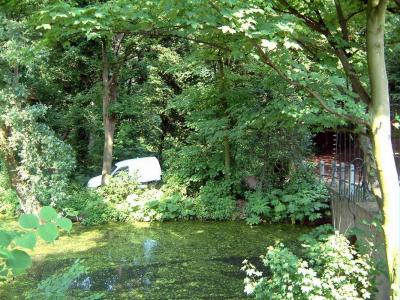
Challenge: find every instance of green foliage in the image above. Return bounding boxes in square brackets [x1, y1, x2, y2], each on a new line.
[25, 259, 103, 300]
[194, 181, 237, 220]
[14, 232, 36, 250]
[60, 185, 120, 226]
[39, 206, 59, 222]
[0, 161, 19, 217]
[18, 214, 39, 229]
[127, 191, 196, 222]
[245, 190, 270, 225]
[37, 223, 59, 243]
[0, 188, 19, 217]
[0, 90, 76, 209]
[242, 226, 376, 299]
[245, 165, 329, 225]
[97, 173, 140, 204]
[0, 206, 72, 280]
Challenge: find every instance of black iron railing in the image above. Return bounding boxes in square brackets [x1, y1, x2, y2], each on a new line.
[319, 159, 370, 202]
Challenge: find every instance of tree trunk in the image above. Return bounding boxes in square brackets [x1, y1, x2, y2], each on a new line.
[367, 1, 400, 297]
[101, 41, 117, 185]
[358, 131, 382, 205]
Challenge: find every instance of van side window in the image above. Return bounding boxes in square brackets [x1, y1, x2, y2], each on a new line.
[113, 166, 129, 176]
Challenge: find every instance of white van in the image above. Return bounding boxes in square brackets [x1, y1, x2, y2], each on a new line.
[87, 156, 162, 188]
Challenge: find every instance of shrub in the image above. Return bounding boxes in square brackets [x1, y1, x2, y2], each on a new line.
[244, 190, 270, 225]
[245, 169, 329, 225]
[97, 173, 141, 204]
[60, 185, 120, 226]
[119, 189, 196, 222]
[242, 226, 376, 299]
[153, 194, 196, 221]
[0, 95, 76, 209]
[194, 181, 236, 220]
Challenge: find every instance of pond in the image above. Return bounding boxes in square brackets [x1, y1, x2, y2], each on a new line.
[1, 221, 310, 299]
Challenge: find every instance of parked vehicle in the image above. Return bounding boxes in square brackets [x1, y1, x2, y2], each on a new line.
[87, 156, 162, 188]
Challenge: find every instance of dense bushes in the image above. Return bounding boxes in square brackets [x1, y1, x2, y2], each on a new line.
[245, 178, 329, 225]
[124, 192, 196, 222]
[60, 163, 329, 226]
[0, 92, 76, 211]
[193, 180, 236, 220]
[242, 226, 376, 299]
[59, 185, 121, 226]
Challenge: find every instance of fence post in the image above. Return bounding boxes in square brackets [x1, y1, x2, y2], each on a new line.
[339, 162, 345, 196]
[332, 160, 337, 187]
[319, 160, 325, 181]
[349, 164, 355, 200]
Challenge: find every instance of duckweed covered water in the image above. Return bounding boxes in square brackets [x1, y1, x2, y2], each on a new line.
[1, 221, 310, 299]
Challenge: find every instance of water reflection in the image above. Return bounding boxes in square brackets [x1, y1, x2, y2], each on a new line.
[143, 239, 158, 263]
[79, 276, 92, 290]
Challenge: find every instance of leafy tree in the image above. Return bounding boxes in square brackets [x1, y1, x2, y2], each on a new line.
[163, 0, 399, 294]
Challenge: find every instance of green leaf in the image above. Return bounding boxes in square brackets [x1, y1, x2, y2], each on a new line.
[6, 249, 32, 273]
[0, 248, 11, 259]
[18, 214, 39, 229]
[14, 232, 36, 250]
[167, 203, 179, 212]
[0, 231, 12, 247]
[56, 217, 72, 233]
[37, 223, 59, 243]
[39, 206, 58, 222]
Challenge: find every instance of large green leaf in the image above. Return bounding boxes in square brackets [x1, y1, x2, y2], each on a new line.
[14, 232, 36, 250]
[18, 214, 39, 229]
[6, 249, 32, 272]
[37, 223, 59, 242]
[39, 206, 58, 222]
[56, 217, 72, 233]
[0, 231, 12, 247]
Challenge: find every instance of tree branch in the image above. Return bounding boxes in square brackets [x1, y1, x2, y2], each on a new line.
[334, 0, 350, 41]
[277, 0, 371, 105]
[377, 0, 390, 15]
[253, 41, 369, 126]
[345, 8, 366, 21]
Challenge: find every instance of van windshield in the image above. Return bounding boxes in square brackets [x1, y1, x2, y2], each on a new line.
[110, 165, 118, 174]
[112, 166, 129, 176]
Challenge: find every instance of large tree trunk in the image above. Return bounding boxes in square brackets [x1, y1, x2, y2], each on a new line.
[101, 42, 117, 185]
[367, 1, 400, 297]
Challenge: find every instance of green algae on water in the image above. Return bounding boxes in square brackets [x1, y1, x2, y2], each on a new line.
[0, 220, 310, 299]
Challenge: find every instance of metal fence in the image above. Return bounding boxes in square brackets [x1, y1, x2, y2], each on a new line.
[319, 159, 370, 202]
[391, 103, 400, 178]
